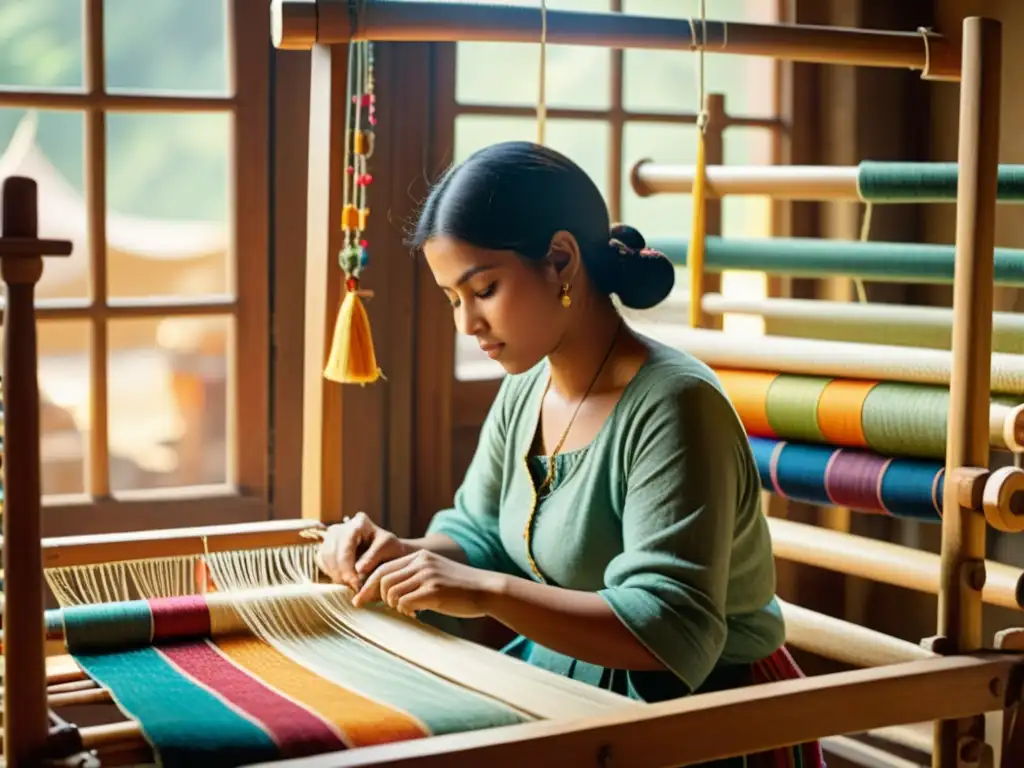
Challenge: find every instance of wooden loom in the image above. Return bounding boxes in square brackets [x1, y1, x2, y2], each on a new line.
[1, 2, 1024, 767]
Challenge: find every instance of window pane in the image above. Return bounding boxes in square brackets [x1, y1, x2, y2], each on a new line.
[108, 315, 230, 492]
[722, 126, 774, 238]
[104, 0, 228, 94]
[721, 128, 773, 336]
[106, 112, 230, 299]
[451, 0, 612, 108]
[452, 115, 610, 381]
[621, 121, 696, 240]
[0, 108, 89, 300]
[0, 0, 83, 89]
[0, 320, 90, 497]
[622, 0, 777, 116]
[454, 115, 610, 196]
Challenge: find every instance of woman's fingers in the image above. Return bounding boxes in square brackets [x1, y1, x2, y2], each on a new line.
[320, 513, 373, 589]
[354, 530, 401, 577]
[395, 586, 434, 617]
[378, 567, 425, 612]
[354, 553, 416, 607]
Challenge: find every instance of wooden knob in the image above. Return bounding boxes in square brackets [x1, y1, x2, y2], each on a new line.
[271, 0, 318, 50]
[982, 465, 1024, 533]
[2, 176, 38, 238]
[1003, 403, 1024, 453]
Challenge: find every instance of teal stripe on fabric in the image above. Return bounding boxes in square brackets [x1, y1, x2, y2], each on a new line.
[273, 632, 525, 735]
[858, 161, 1024, 203]
[63, 601, 154, 653]
[74, 645, 280, 768]
[649, 236, 1024, 287]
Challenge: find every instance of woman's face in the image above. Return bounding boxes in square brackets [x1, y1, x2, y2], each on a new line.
[423, 234, 569, 375]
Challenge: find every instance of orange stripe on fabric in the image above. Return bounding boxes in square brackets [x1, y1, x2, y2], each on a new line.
[714, 369, 779, 437]
[213, 635, 428, 747]
[816, 379, 878, 447]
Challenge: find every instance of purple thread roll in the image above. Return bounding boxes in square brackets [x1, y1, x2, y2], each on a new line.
[824, 449, 890, 514]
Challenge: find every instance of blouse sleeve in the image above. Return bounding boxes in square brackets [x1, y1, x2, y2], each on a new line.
[597, 374, 756, 693]
[425, 376, 521, 576]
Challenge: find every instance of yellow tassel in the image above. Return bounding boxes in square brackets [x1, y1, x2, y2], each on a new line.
[687, 127, 707, 329]
[323, 282, 382, 385]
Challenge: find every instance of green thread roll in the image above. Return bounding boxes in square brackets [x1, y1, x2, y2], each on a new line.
[650, 236, 1024, 287]
[859, 383, 950, 459]
[765, 376, 829, 443]
[858, 161, 1024, 203]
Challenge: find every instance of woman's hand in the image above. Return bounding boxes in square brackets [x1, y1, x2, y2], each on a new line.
[353, 549, 504, 619]
[317, 512, 410, 592]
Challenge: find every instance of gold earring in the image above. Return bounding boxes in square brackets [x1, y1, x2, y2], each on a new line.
[559, 283, 572, 308]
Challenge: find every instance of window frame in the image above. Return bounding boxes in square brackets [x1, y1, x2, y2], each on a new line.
[0, 0, 272, 536]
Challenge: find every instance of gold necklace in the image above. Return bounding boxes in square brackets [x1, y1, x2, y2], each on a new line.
[522, 319, 623, 581]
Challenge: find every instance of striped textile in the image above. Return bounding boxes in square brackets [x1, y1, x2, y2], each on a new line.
[749, 435, 945, 522]
[60, 595, 528, 768]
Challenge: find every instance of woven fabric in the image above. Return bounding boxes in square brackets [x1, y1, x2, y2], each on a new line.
[750, 435, 944, 522]
[59, 595, 528, 768]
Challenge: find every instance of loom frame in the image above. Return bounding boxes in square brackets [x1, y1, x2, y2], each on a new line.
[1, 4, 1022, 768]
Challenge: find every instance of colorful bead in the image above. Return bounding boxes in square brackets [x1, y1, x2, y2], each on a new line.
[341, 204, 359, 231]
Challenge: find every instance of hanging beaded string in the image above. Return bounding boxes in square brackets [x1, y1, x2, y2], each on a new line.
[340, 40, 376, 296]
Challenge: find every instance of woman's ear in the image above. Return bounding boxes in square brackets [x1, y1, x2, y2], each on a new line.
[545, 230, 582, 284]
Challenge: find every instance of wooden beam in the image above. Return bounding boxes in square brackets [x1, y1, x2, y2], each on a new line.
[252, 655, 1020, 768]
[270, 0, 959, 81]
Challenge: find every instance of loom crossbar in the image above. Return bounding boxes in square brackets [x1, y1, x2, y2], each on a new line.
[631, 161, 1024, 202]
[767, 517, 1023, 612]
[34, 518, 325, 569]
[647, 235, 1024, 286]
[251, 654, 1020, 768]
[270, 0, 959, 80]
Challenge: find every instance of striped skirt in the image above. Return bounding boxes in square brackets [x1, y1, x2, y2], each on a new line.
[693, 645, 826, 768]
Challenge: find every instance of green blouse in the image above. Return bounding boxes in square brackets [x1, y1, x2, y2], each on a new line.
[426, 337, 785, 702]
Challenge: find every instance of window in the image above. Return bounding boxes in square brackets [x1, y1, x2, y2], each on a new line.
[444, 0, 785, 380]
[0, 0, 270, 534]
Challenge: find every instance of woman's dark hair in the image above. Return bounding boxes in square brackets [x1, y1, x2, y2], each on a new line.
[408, 141, 675, 310]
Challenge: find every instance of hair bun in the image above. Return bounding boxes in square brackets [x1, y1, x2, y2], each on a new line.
[601, 223, 674, 311]
[609, 223, 646, 255]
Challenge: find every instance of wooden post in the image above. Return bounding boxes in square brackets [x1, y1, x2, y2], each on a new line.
[937, 16, 1002, 768]
[0, 176, 72, 767]
[301, 41, 347, 524]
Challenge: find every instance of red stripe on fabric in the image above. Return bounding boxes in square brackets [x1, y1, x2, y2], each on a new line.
[159, 640, 347, 758]
[149, 595, 211, 642]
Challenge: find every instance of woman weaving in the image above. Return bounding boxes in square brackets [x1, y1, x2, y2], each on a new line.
[318, 141, 824, 767]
